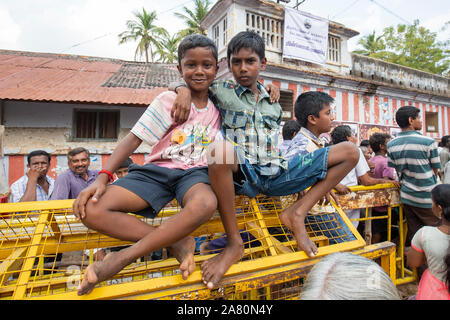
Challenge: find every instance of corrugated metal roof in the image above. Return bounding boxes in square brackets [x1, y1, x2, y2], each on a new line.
[0, 50, 179, 106]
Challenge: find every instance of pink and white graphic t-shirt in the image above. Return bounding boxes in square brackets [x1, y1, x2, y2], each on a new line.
[131, 91, 221, 170]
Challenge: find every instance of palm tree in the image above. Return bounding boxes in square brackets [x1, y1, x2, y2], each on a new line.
[174, 0, 212, 37]
[156, 34, 181, 63]
[353, 31, 386, 57]
[118, 8, 168, 63]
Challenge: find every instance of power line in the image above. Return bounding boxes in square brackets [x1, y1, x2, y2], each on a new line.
[58, 1, 194, 54]
[369, 0, 413, 25]
[59, 33, 113, 53]
[330, 0, 361, 20]
[159, 0, 193, 15]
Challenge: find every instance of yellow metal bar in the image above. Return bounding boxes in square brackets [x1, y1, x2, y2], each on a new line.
[330, 200, 366, 245]
[12, 211, 50, 299]
[250, 198, 278, 256]
[0, 200, 74, 214]
[0, 247, 27, 286]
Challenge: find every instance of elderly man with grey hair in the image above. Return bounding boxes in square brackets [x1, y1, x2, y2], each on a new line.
[299, 252, 401, 300]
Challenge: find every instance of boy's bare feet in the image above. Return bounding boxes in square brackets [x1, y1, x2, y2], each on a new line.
[168, 236, 196, 280]
[201, 237, 244, 289]
[280, 206, 318, 258]
[77, 251, 120, 296]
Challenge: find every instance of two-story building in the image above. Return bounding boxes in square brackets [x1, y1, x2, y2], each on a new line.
[202, 0, 449, 141]
[0, 0, 449, 189]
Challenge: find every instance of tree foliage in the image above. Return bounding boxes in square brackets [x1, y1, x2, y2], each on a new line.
[118, 8, 168, 63]
[174, 0, 212, 36]
[353, 20, 449, 76]
[156, 34, 181, 63]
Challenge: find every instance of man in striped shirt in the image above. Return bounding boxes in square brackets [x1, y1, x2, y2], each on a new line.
[387, 106, 441, 244]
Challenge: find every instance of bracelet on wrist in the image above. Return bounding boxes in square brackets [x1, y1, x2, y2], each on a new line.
[99, 169, 114, 183]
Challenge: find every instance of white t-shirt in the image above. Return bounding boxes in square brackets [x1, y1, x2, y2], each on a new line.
[339, 148, 370, 228]
[340, 148, 370, 186]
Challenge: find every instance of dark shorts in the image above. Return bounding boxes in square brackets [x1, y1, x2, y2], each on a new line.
[113, 163, 210, 218]
[233, 146, 330, 198]
[403, 204, 441, 243]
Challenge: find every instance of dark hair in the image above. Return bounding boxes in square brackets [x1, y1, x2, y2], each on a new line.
[369, 133, 391, 153]
[395, 106, 420, 128]
[282, 120, 301, 140]
[331, 125, 352, 145]
[178, 34, 218, 66]
[227, 31, 265, 63]
[118, 157, 133, 169]
[68, 147, 89, 160]
[294, 91, 334, 128]
[360, 140, 370, 147]
[431, 184, 450, 222]
[441, 135, 450, 147]
[27, 150, 50, 165]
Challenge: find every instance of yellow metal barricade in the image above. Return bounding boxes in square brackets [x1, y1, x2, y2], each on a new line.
[336, 183, 417, 285]
[0, 192, 397, 300]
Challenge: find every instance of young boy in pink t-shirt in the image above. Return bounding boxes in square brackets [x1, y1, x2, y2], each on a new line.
[73, 35, 221, 295]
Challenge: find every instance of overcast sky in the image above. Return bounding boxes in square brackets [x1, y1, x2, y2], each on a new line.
[0, 0, 449, 62]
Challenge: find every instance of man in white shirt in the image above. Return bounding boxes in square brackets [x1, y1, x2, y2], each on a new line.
[331, 126, 399, 227]
[10, 150, 54, 202]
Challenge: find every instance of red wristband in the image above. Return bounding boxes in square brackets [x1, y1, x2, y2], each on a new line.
[99, 169, 114, 183]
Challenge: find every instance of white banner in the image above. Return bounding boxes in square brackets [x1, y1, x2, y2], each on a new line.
[282, 8, 329, 65]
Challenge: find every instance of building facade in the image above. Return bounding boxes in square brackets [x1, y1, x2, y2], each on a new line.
[202, 0, 449, 141]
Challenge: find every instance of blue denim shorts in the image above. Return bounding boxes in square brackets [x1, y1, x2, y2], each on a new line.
[113, 163, 210, 218]
[233, 147, 330, 198]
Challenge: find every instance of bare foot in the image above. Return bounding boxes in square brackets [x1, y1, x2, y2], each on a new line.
[77, 252, 123, 296]
[93, 249, 106, 261]
[280, 206, 318, 258]
[201, 236, 244, 289]
[169, 236, 196, 280]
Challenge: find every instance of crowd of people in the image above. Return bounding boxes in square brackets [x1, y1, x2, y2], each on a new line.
[5, 31, 449, 300]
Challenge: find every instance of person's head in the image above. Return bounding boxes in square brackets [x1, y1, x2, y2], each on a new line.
[299, 252, 401, 300]
[369, 133, 391, 155]
[294, 91, 334, 134]
[331, 125, 356, 145]
[177, 34, 218, 94]
[282, 119, 301, 141]
[27, 150, 51, 178]
[360, 146, 371, 162]
[441, 135, 450, 149]
[395, 106, 422, 130]
[227, 31, 266, 89]
[115, 157, 133, 179]
[67, 147, 90, 176]
[431, 184, 450, 222]
[359, 139, 372, 160]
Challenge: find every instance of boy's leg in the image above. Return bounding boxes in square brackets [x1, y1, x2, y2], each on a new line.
[77, 183, 217, 295]
[81, 185, 155, 242]
[201, 141, 244, 289]
[280, 142, 359, 257]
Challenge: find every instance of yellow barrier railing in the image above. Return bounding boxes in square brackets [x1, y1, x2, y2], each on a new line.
[0, 188, 401, 300]
[335, 183, 417, 285]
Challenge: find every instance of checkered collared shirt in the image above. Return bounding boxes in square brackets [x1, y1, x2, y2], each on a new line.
[283, 127, 326, 160]
[209, 80, 286, 170]
[10, 175, 55, 202]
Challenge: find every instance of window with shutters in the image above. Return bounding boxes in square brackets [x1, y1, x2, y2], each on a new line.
[213, 23, 220, 48]
[73, 109, 119, 140]
[327, 35, 341, 64]
[425, 112, 439, 133]
[223, 16, 228, 46]
[246, 11, 282, 52]
[279, 89, 294, 120]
